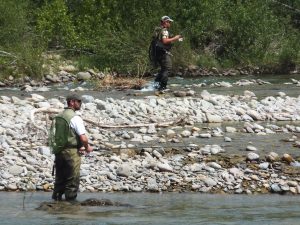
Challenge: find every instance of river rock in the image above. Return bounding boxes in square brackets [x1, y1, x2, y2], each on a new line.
[271, 183, 282, 193]
[207, 162, 222, 169]
[166, 129, 176, 138]
[266, 152, 280, 162]
[38, 146, 51, 156]
[226, 127, 237, 133]
[203, 177, 217, 187]
[174, 91, 186, 97]
[282, 153, 294, 163]
[229, 168, 243, 178]
[147, 178, 159, 192]
[247, 152, 260, 161]
[157, 162, 173, 172]
[246, 110, 262, 120]
[246, 145, 257, 151]
[224, 137, 232, 142]
[259, 162, 269, 170]
[7, 183, 18, 191]
[206, 113, 223, 123]
[116, 164, 131, 177]
[82, 95, 94, 103]
[181, 130, 191, 137]
[147, 124, 156, 134]
[9, 165, 23, 175]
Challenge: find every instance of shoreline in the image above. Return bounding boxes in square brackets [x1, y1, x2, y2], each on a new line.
[1, 79, 300, 195]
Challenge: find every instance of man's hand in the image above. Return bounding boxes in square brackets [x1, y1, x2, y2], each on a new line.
[79, 145, 93, 155]
[86, 145, 93, 153]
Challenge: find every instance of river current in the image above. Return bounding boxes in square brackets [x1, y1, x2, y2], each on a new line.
[1, 192, 300, 225]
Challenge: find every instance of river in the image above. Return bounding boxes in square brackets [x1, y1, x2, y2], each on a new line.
[1, 74, 300, 224]
[1, 192, 300, 225]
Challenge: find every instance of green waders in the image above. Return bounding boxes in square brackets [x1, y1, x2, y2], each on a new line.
[52, 148, 81, 201]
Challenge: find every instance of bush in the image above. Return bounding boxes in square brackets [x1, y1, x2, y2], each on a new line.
[0, 0, 45, 79]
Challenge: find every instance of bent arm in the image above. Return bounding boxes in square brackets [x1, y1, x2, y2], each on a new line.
[70, 116, 93, 153]
[161, 35, 182, 45]
[79, 134, 93, 152]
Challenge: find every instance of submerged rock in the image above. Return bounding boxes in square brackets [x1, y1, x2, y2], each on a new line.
[36, 198, 132, 212]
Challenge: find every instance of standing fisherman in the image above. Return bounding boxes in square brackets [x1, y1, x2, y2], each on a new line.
[50, 93, 93, 201]
[152, 16, 182, 92]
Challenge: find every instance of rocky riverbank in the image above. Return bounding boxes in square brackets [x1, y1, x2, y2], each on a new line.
[1, 80, 300, 195]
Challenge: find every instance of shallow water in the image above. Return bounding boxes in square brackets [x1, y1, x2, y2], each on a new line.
[1, 192, 300, 225]
[1, 73, 299, 100]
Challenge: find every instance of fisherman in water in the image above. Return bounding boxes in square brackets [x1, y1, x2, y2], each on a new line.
[51, 94, 93, 201]
[152, 16, 183, 92]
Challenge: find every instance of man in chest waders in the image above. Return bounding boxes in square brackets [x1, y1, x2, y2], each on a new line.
[50, 94, 93, 201]
[153, 16, 182, 92]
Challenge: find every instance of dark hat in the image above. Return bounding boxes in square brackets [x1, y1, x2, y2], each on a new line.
[66, 93, 82, 102]
[161, 16, 174, 22]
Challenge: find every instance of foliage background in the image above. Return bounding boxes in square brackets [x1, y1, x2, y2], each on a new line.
[0, 0, 299, 79]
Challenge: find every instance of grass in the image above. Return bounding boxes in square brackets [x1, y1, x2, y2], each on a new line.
[96, 74, 147, 90]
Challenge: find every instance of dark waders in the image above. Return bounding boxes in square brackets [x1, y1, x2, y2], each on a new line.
[155, 52, 172, 90]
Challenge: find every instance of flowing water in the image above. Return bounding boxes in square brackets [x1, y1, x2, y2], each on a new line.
[1, 192, 300, 225]
[1, 74, 300, 224]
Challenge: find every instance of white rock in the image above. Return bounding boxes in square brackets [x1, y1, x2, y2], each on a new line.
[246, 145, 257, 151]
[207, 162, 222, 169]
[225, 127, 237, 133]
[9, 165, 23, 176]
[247, 152, 260, 161]
[181, 130, 191, 137]
[229, 168, 243, 177]
[157, 163, 173, 172]
[206, 113, 223, 123]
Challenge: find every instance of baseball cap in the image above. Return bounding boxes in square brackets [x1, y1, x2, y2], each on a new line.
[161, 16, 174, 22]
[66, 93, 82, 102]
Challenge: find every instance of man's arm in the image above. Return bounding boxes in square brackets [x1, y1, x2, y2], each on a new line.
[70, 115, 93, 153]
[79, 134, 93, 153]
[161, 35, 182, 45]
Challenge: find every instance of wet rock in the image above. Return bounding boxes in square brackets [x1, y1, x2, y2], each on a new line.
[174, 91, 186, 97]
[147, 178, 159, 192]
[246, 145, 257, 151]
[225, 127, 237, 133]
[271, 183, 282, 193]
[199, 133, 211, 138]
[224, 137, 232, 142]
[181, 130, 191, 137]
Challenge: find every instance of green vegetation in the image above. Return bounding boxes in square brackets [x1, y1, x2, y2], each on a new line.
[0, 0, 299, 79]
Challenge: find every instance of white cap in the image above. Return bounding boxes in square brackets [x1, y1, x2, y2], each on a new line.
[161, 16, 174, 22]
